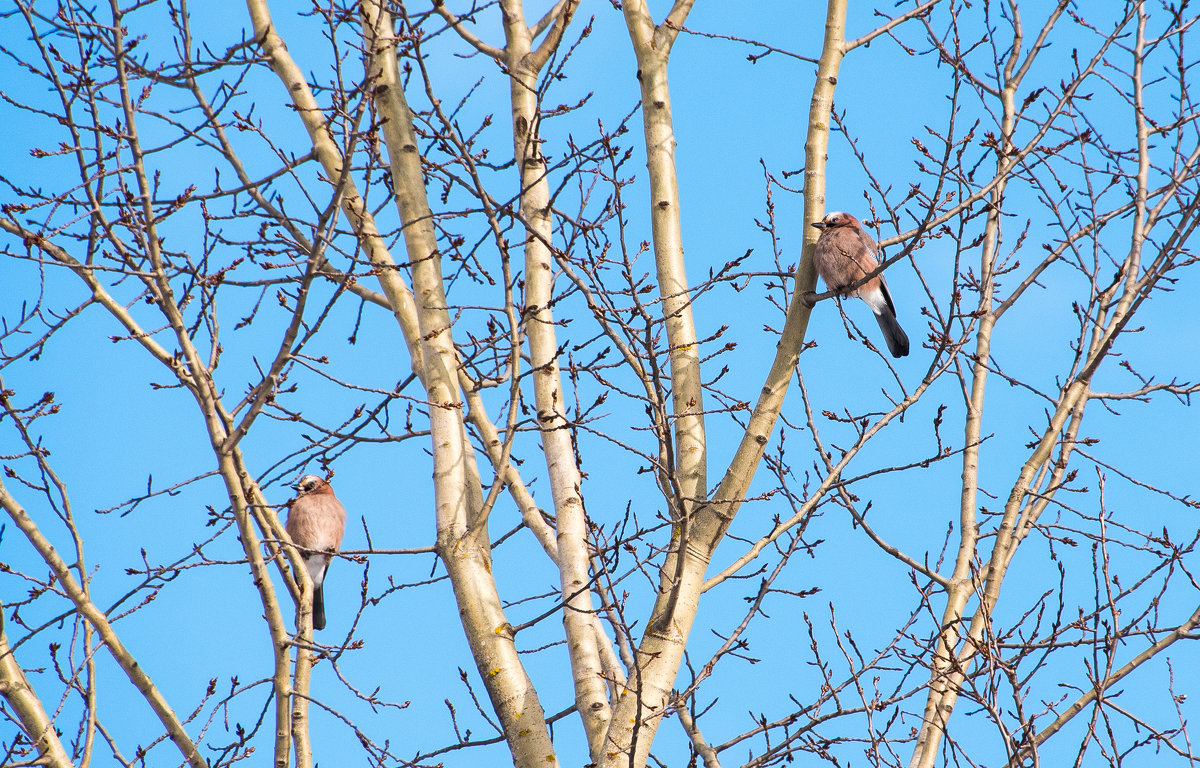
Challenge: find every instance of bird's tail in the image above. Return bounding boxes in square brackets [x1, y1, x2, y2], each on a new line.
[874, 309, 910, 358]
[313, 584, 327, 631]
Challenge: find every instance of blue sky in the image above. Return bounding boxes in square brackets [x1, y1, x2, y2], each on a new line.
[2, 1, 1198, 766]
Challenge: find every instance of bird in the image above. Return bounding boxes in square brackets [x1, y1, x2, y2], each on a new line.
[285, 474, 346, 631]
[811, 211, 910, 358]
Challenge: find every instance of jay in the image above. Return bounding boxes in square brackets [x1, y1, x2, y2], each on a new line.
[285, 475, 346, 630]
[811, 211, 910, 358]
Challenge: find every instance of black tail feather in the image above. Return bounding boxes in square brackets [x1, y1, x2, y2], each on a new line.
[874, 309, 910, 358]
[313, 583, 326, 631]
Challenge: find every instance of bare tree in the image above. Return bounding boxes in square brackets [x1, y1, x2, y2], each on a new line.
[2, 1, 1198, 767]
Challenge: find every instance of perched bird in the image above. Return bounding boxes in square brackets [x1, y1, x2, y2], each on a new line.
[811, 211, 910, 358]
[285, 474, 346, 631]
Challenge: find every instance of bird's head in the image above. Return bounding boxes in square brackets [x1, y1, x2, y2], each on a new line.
[811, 211, 860, 230]
[294, 474, 328, 494]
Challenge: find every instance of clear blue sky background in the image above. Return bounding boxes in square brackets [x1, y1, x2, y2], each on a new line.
[2, 1, 1198, 765]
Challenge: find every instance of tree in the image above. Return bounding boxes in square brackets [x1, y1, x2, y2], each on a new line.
[2, 0, 1198, 766]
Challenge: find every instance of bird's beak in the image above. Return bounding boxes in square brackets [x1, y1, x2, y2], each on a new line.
[811, 222, 827, 230]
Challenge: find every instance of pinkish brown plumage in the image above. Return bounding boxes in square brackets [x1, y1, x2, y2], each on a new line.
[812, 211, 910, 358]
[285, 474, 346, 630]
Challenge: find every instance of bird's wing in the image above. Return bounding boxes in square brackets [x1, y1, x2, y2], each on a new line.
[855, 226, 879, 256]
[877, 275, 899, 318]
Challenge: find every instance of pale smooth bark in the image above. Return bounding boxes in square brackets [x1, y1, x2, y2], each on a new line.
[696, 0, 849, 592]
[243, 0, 425, 369]
[493, 0, 611, 756]
[245, 0, 562, 761]
[622, 0, 707, 511]
[622, 2, 707, 647]
[596, 3, 846, 766]
[432, 0, 619, 753]
[0, 610, 75, 768]
[359, 4, 559, 765]
[906, 7, 1149, 767]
